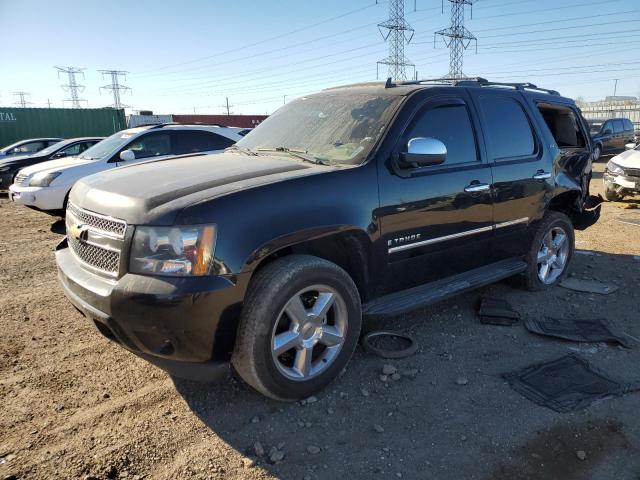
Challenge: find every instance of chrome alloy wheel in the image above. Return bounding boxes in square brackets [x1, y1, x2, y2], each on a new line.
[270, 284, 348, 381]
[537, 226, 570, 285]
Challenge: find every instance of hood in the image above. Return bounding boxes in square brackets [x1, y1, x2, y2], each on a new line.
[72, 152, 330, 225]
[0, 154, 33, 165]
[610, 149, 640, 169]
[17, 156, 92, 177]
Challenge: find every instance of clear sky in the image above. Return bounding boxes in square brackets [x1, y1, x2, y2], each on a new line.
[1, 0, 639, 115]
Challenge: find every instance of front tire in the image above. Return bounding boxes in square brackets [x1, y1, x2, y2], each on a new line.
[522, 212, 574, 291]
[232, 255, 362, 401]
[604, 185, 623, 202]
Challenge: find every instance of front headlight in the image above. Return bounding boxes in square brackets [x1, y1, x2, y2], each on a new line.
[130, 225, 217, 276]
[29, 171, 62, 187]
[606, 161, 624, 175]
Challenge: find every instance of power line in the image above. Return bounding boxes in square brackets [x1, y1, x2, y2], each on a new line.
[13, 92, 32, 108]
[377, 0, 416, 80]
[55, 66, 87, 108]
[133, 3, 382, 77]
[99, 70, 131, 109]
[435, 0, 477, 78]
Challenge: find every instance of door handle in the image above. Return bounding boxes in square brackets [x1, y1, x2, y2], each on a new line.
[464, 182, 490, 193]
[533, 171, 551, 180]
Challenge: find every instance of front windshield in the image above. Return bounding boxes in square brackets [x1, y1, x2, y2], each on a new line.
[37, 140, 68, 156]
[78, 131, 136, 160]
[236, 91, 402, 165]
[589, 122, 603, 134]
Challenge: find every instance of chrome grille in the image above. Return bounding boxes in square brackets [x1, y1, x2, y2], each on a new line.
[624, 167, 640, 178]
[67, 234, 120, 274]
[14, 173, 27, 186]
[65, 203, 127, 276]
[67, 203, 127, 238]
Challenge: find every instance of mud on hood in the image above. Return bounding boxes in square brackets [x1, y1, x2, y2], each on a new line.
[71, 152, 323, 224]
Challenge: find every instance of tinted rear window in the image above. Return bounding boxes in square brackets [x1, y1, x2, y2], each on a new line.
[613, 119, 624, 133]
[478, 96, 536, 160]
[623, 119, 634, 131]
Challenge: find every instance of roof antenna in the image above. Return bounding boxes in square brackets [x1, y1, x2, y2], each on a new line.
[385, 77, 395, 88]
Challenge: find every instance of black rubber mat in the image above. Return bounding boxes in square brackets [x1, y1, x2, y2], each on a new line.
[525, 317, 633, 348]
[478, 297, 520, 326]
[504, 354, 640, 412]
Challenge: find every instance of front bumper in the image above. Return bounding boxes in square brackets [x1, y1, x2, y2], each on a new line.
[55, 241, 248, 380]
[603, 172, 640, 192]
[0, 172, 14, 191]
[9, 183, 67, 210]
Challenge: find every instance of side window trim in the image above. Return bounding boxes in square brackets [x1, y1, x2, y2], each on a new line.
[474, 93, 542, 164]
[392, 94, 484, 177]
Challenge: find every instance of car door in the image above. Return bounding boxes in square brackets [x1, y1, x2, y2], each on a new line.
[115, 131, 174, 166]
[376, 91, 494, 294]
[601, 120, 615, 153]
[612, 119, 626, 152]
[623, 119, 635, 146]
[469, 90, 552, 260]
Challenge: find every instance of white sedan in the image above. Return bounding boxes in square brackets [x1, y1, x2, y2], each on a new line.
[603, 142, 640, 201]
[9, 124, 245, 212]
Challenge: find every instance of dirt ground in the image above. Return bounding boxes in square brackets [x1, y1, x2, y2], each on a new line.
[1, 159, 640, 480]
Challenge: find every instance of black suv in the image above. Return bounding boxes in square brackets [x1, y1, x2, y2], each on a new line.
[55, 78, 599, 400]
[589, 117, 636, 160]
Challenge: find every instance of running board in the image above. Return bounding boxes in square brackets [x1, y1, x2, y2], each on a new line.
[363, 258, 527, 317]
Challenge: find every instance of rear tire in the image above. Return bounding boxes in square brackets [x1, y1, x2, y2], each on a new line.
[522, 212, 574, 291]
[232, 255, 362, 401]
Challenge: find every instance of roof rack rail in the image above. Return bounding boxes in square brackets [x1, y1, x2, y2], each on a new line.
[457, 78, 560, 95]
[147, 122, 228, 129]
[396, 77, 560, 95]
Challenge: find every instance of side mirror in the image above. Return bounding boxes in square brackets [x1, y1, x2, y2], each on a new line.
[401, 137, 447, 167]
[51, 152, 67, 159]
[625, 143, 636, 151]
[119, 149, 135, 162]
[604, 128, 613, 135]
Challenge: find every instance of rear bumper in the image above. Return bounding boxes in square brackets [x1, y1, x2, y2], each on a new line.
[55, 241, 247, 380]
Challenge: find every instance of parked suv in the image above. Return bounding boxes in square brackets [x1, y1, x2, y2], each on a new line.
[55, 79, 599, 400]
[9, 124, 244, 213]
[0, 137, 102, 191]
[589, 117, 636, 160]
[0, 138, 62, 158]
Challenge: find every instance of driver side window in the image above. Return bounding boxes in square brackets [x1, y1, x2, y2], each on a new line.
[405, 104, 478, 165]
[126, 133, 172, 159]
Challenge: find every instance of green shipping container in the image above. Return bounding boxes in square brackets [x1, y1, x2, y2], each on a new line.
[0, 107, 126, 148]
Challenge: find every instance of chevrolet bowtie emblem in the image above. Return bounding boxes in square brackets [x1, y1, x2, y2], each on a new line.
[70, 223, 88, 241]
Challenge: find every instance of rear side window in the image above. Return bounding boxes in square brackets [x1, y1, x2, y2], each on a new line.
[537, 103, 587, 149]
[174, 130, 235, 155]
[478, 96, 536, 160]
[623, 119, 634, 131]
[405, 104, 478, 165]
[613, 119, 624, 133]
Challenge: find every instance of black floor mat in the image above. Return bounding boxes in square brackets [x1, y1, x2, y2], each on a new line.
[478, 297, 520, 326]
[503, 354, 640, 413]
[525, 317, 633, 348]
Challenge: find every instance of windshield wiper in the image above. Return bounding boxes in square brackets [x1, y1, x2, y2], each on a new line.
[256, 147, 329, 165]
[226, 145, 258, 156]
